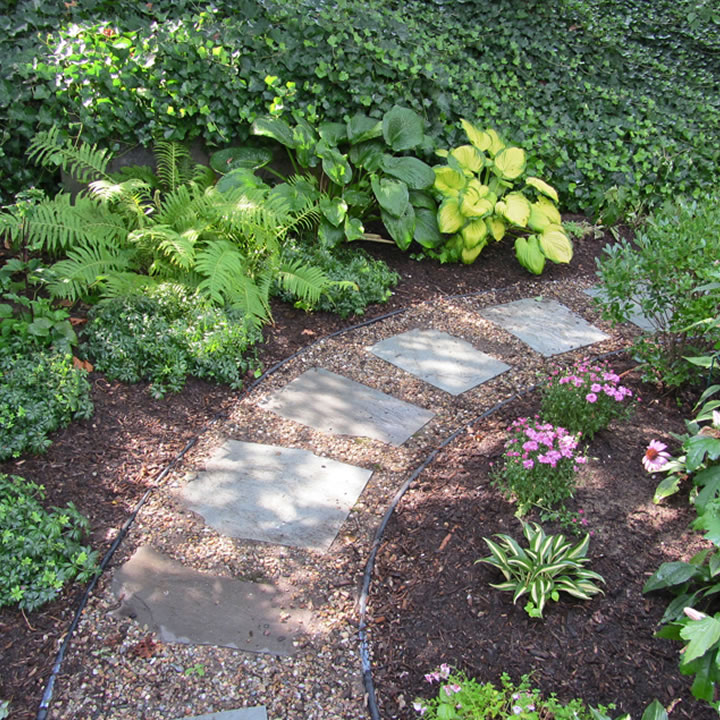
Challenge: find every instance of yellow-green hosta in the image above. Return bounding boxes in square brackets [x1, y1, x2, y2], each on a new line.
[431, 119, 573, 274]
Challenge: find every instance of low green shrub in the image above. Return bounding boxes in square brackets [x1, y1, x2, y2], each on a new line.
[81, 284, 263, 398]
[595, 194, 720, 387]
[540, 359, 635, 440]
[276, 240, 398, 317]
[491, 417, 586, 515]
[0, 350, 93, 461]
[0, 474, 98, 611]
[413, 667, 658, 720]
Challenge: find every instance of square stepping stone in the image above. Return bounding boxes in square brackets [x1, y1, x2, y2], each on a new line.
[259, 367, 434, 445]
[479, 298, 610, 356]
[179, 440, 373, 552]
[369, 328, 511, 395]
[583, 286, 656, 331]
[112, 546, 311, 656]
[175, 708, 267, 720]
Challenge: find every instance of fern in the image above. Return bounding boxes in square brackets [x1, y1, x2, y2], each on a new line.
[49, 245, 135, 302]
[128, 225, 197, 272]
[28, 127, 112, 184]
[89, 178, 153, 227]
[228, 271, 272, 326]
[195, 239, 251, 306]
[277, 257, 332, 306]
[100, 272, 158, 298]
[154, 141, 194, 193]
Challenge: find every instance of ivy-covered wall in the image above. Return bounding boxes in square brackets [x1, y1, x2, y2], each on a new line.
[2, 0, 719, 215]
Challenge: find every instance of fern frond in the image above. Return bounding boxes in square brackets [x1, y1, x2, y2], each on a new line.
[227, 272, 272, 327]
[277, 257, 331, 306]
[89, 178, 153, 227]
[195, 239, 251, 306]
[28, 127, 113, 183]
[128, 225, 197, 272]
[154, 184, 203, 231]
[48, 245, 135, 302]
[99, 272, 158, 299]
[154, 140, 193, 193]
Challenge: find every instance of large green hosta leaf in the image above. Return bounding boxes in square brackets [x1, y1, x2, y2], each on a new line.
[318, 121, 347, 146]
[526, 176, 559, 203]
[515, 235, 546, 275]
[317, 141, 352, 185]
[461, 218, 488, 248]
[493, 146, 526, 180]
[434, 166, 466, 197]
[381, 205, 415, 250]
[460, 119, 492, 153]
[380, 155, 435, 189]
[382, 106, 424, 151]
[319, 196, 348, 227]
[371, 176, 410, 217]
[437, 196, 464, 233]
[347, 114, 383, 144]
[349, 140, 384, 172]
[251, 116, 295, 148]
[209, 147, 272, 174]
[449, 145, 484, 174]
[496, 192, 531, 227]
[539, 225, 573, 263]
[528, 197, 562, 232]
[413, 208, 443, 248]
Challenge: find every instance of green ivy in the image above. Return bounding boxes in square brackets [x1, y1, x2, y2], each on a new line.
[2, 0, 720, 217]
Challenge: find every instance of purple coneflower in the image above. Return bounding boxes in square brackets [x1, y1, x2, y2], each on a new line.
[642, 440, 671, 472]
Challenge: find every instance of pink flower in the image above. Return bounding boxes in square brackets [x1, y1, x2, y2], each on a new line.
[523, 459, 534, 469]
[591, 383, 601, 393]
[642, 440, 671, 472]
[586, 393, 597, 403]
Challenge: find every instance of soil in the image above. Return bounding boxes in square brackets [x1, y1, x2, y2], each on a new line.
[1, 223, 711, 719]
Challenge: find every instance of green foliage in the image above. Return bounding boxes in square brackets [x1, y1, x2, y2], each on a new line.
[0, 474, 98, 611]
[595, 195, 720, 387]
[275, 239, 398, 317]
[0, 350, 93, 461]
[492, 417, 586, 515]
[477, 522, 604, 618]
[430, 121, 572, 272]
[81, 284, 263, 398]
[540, 359, 635, 440]
[4, 1, 720, 217]
[414, 668, 620, 720]
[236, 106, 438, 252]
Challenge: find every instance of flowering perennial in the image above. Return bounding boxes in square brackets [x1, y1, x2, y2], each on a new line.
[492, 416, 586, 513]
[540, 359, 635, 440]
[642, 440, 671, 473]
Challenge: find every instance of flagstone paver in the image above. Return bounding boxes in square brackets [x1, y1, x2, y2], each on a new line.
[112, 546, 312, 655]
[583, 286, 656, 332]
[175, 708, 267, 720]
[179, 440, 373, 552]
[369, 328, 511, 395]
[479, 297, 610, 356]
[259, 367, 434, 445]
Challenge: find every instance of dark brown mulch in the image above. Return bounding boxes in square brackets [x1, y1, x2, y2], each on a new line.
[369, 380, 712, 720]
[2, 223, 699, 719]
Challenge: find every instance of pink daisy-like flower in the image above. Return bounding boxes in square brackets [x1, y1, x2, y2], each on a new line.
[642, 440, 671, 472]
[586, 392, 597, 403]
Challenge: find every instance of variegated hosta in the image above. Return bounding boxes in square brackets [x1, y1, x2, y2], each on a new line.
[477, 522, 604, 618]
[432, 119, 573, 273]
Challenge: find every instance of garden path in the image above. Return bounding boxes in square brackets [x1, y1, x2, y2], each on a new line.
[100, 290, 636, 720]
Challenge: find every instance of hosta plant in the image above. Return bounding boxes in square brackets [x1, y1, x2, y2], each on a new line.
[223, 106, 442, 252]
[431, 120, 572, 272]
[477, 522, 604, 618]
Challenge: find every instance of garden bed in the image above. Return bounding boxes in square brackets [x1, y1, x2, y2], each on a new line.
[369, 381, 711, 719]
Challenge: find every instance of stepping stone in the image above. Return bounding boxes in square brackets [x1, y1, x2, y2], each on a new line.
[479, 298, 609, 356]
[260, 367, 434, 445]
[369, 328, 510, 395]
[112, 546, 311, 656]
[179, 440, 373, 552]
[174, 708, 267, 720]
[583, 286, 656, 331]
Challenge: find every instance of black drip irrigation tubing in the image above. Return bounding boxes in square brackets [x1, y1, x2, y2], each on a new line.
[34, 278, 600, 719]
[357, 347, 628, 720]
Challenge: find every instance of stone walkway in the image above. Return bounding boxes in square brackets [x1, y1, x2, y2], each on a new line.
[97, 285, 647, 720]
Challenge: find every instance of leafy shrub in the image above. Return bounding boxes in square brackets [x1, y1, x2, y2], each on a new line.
[491, 417, 586, 514]
[414, 667, 649, 719]
[0, 474, 98, 611]
[430, 121, 572, 272]
[276, 240, 398, 317]
[540, 359, 635, 440]
[477, 522, 604, 618]
[595, 194, 720, 387]
[82, 284, 263, 398]
[0, 350, 93, 461]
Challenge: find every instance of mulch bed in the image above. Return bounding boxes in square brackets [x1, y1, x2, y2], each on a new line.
[2, 223, 710, 718]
